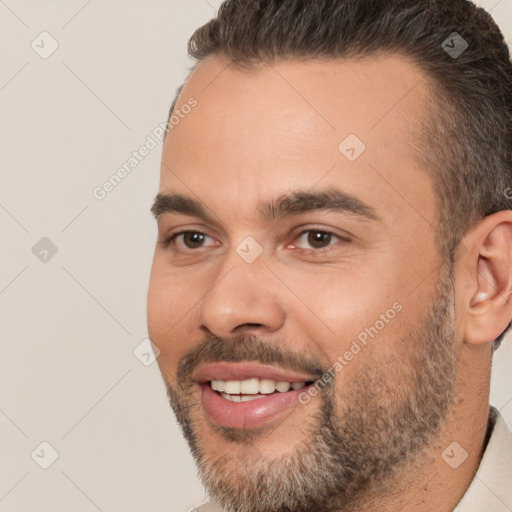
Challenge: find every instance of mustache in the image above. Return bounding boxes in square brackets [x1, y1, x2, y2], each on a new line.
[176, 334, 327, 387]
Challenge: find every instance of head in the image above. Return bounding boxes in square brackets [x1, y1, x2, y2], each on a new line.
[148, 1, 512, 511]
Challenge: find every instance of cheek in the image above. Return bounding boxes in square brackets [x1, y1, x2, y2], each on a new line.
[147, 284, 188, 379]
[147, 262, 170, 335]
[281, 262, 411, 366]
[147, 258, 209, 364]
[147, 261, 188, 344]
[283, 264, 392, 328]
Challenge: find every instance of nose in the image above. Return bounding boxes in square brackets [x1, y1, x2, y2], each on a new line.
[199, 258, 286, 339]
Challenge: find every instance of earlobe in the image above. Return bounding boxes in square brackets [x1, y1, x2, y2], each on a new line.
[471, 291, 491, 306]
[463, 211, 512, 346]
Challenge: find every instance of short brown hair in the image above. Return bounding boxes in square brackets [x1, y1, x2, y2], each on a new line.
[168, 0, 512, 348]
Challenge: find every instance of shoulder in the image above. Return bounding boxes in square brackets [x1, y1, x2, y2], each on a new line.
[194, 503, 224, 512]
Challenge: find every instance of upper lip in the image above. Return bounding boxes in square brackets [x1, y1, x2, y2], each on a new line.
[192, 362, 318, 384]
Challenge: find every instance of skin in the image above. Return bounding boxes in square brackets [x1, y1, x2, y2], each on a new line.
[147, 54, 512, 511]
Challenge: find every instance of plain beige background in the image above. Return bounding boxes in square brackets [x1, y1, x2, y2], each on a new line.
[0, 1, 511, 511]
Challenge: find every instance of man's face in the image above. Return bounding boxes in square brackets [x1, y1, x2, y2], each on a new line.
[147, 55, 459, 511]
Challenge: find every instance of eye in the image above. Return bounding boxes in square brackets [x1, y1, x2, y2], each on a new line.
[160, 227, 348, 253]
[290, 229, 346, 251]
[161, 230, 217, 250]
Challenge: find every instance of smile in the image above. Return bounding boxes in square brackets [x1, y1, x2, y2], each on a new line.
[193, 362, 317, 429]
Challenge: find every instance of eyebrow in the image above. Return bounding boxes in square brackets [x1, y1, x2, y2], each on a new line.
[150, 187, 381, 224]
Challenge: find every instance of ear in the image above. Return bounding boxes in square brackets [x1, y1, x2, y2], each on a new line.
[461, 210, 512, 346]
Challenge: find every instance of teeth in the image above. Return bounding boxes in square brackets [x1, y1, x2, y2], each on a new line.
[211, 380, 225, 392]
[223, 381, 241, 394]
[220, 392, 266, 402]
[210, 378, 309, 395]
[259, 379, 276, 394]
[275, 381, 291, 392]
[240, 378, 259, 394]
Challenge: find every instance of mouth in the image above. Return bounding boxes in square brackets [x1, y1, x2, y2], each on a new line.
[193, 362, 318, 429]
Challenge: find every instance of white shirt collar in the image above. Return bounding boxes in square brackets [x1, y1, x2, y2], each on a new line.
[453, 406, 512, 511]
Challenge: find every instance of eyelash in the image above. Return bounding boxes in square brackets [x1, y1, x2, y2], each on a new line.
[160, 227, 348, 253]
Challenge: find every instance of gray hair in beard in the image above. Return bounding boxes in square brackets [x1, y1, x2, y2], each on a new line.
[165, 261, 458, 512]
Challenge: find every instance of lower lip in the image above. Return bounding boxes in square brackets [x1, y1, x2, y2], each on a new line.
[198, 383, 311, 429]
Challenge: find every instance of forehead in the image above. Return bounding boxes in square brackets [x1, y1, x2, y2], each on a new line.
[160, 54, 436, 230]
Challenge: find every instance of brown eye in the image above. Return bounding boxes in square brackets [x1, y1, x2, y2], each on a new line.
[306, 231, 333, 249]
[182, 232, 207, 249]
[162, 230, 216, 250]
[293, 229, 342, 250]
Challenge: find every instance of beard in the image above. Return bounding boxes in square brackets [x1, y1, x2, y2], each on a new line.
[161, 260, 459, 512]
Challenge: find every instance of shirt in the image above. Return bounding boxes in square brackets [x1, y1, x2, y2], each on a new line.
[453, 406, 512, 511]
[195, 406, 512, 512]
